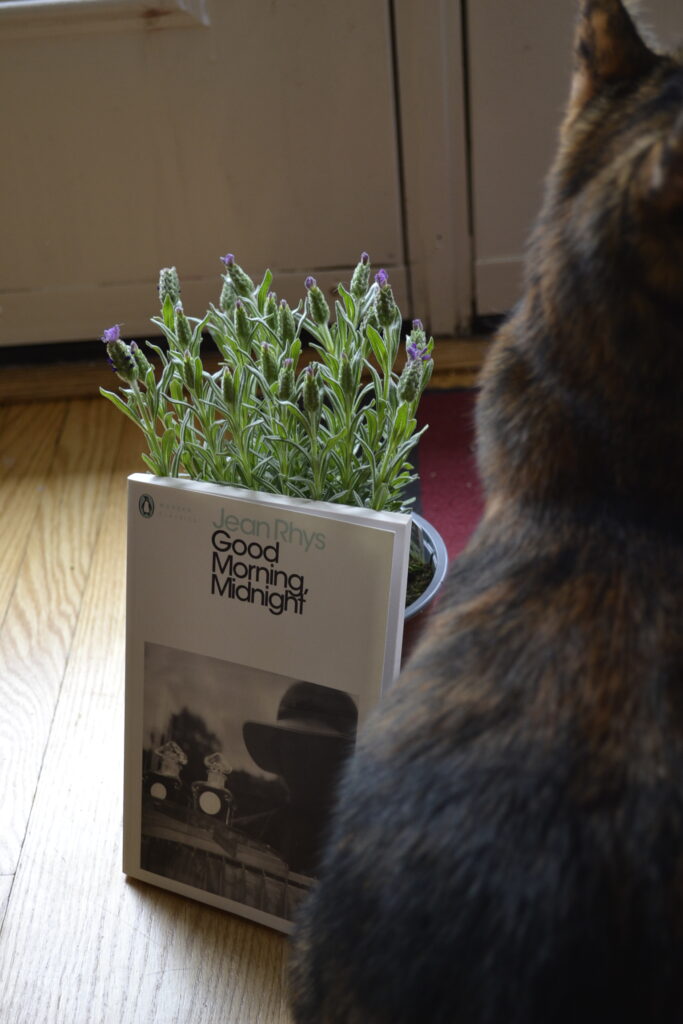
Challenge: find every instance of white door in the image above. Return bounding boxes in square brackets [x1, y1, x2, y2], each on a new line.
[467, 0, 683, 316]
[0, 0, 408, 346]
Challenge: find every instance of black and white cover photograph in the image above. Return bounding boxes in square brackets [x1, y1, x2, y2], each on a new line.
[140, 642, 359, 924]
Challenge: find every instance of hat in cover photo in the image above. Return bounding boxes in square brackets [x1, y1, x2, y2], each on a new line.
[242, 681, 358, 794]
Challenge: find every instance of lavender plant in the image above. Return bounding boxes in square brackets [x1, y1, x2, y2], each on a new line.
[100, 253, 433, 513]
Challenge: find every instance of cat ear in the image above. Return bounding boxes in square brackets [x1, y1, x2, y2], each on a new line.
[647, 110, 683, 211]
[567, 0, 657, 117]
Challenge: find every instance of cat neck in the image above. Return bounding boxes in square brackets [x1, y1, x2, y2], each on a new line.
[475, 293, 683, 529]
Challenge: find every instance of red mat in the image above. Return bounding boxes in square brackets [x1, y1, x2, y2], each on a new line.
[415, 390, 484, 563]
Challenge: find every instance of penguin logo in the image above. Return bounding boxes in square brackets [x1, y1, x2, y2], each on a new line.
[139, 494, 155, 518]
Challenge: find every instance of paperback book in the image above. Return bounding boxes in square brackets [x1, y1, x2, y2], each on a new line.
[122, 474, 411, 933]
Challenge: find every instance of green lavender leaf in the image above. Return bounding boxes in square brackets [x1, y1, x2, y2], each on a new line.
[366, 324, 387, 367]
[162, 293, 175, 330]
[99, 388, 142, 427]
[336, 282, 356, 322]
[141, 452, 163, 474]
[161, 427, 177, 467]
[256, 269, 273, 310]
[392, 401, 410, 440]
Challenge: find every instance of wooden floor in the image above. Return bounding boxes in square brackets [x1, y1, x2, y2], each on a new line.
[0, 340, 488, 1022]
[0, 399, 292, 1024]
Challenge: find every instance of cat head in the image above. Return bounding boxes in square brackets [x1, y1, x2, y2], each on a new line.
[478, 3, 683, 509]
[538, 0, 683, 314]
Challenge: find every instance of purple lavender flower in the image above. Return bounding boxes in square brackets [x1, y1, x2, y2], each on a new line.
[235, 299, 250, 345]
[306, 279, 330, 325]
[412, 319, 423, 332]
[397, 358, 422, 403]
[303, 361, 321, 414]
[219, 275, 236, 313]
[277, 358, 296, 402]
[222, 254, 254, 297]
[129, 340, 153, 379]
[261, 341, 278, 385]
[158, 267, 180, 307]
[265, 291, 279, 328]
[350, 253, 371, 298]
[174, 303, 193, 350]
[375, 269, 396, 327]
[279, 300, 296, 345]
[222, 366, 235, 405]
[407, 341, 432, 362]
[101, 324, 121, 343]
[104, 335, 137, 384]
[340, 350, 355, 398]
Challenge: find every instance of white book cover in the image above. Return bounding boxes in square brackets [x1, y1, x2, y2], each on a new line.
[122, 473, 411, 933]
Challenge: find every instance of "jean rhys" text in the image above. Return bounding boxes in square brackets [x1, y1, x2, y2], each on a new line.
[211, 508, 325, 551]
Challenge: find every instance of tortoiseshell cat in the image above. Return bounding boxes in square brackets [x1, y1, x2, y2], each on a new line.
[289, 2, 683, 1021]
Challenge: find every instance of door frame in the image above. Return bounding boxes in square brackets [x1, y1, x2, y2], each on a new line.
[393, 0, 473, 335]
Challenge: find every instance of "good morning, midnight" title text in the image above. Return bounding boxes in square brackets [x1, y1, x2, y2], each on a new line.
[210, 530, 308, 616]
